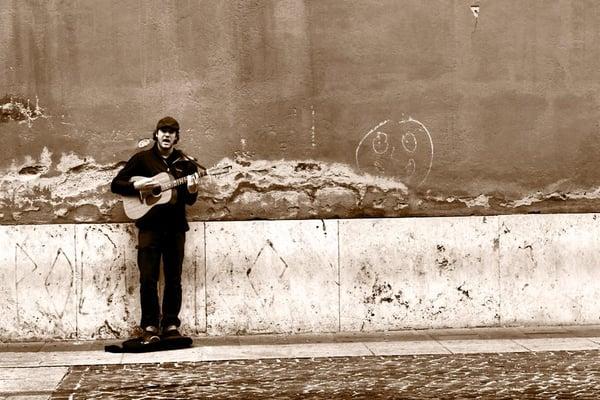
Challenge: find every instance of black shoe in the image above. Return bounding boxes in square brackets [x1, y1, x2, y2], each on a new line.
[162, 325, 181, 338]
[141, 326, 160, 344]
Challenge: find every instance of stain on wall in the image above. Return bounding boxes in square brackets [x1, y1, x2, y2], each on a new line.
[1, 1, 600, 224]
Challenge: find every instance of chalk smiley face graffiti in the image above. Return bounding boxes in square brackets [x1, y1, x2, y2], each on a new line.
[355, 118, 433, 188]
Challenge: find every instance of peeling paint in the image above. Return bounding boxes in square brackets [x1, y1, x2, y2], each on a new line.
[431, 194, 491, 208]
[461, 194, 491, 208]
[0, 148, 120, 223]
[0, 150, 409, 224]
[213, 157, 409, 199]
[0, 95, 47, 127]
[3, 147, 599, 225]
[421, 187, 600, 215]
[194, 157, 409, 220]
[501, 187, 600, 208]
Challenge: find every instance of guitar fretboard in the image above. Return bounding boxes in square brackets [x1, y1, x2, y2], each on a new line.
[161, 170, 208, 191]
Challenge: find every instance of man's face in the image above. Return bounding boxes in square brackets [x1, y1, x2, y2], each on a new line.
[156, 128, 177, 151]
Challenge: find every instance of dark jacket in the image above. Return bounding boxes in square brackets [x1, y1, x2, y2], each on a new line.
[111, 144, 200, 232]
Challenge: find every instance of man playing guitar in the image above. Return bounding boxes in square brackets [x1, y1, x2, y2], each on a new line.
[111, 116, 201, 344]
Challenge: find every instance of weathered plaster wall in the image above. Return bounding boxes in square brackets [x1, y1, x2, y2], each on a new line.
[2, 1, 600, 224]
[2, 215, 600, 341]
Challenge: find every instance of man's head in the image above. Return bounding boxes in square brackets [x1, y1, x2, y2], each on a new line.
[154, 116, 179, 151]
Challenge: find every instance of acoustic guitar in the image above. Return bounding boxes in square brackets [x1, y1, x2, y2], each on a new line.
[123, 165, 231, 220]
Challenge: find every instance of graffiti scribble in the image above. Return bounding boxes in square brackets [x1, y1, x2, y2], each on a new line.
[356, 117, 434, 188]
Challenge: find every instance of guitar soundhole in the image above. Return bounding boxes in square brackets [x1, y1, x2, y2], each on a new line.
[151, 187, 162, 196]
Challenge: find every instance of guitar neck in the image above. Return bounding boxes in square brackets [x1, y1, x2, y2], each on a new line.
[162, 171, 206, 191]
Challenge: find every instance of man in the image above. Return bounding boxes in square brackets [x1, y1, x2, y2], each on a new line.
[111, 116, 200, 344]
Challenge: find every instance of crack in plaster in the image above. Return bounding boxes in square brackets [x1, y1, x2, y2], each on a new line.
[426, 186, 600, 211]
[502, 187, 600, 208]
[6, 148, 597, 223]
[208, 157, 409, 202]
[428, 194, 491, 208]
[0, 150, 409, 223]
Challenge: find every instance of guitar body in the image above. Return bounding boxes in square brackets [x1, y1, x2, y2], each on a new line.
[123, 172, 175, 220]
[119, 164, 231, 221]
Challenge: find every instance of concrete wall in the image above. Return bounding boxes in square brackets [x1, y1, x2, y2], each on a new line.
[2, 214, 599, 341]
[2, 1, 600, 225]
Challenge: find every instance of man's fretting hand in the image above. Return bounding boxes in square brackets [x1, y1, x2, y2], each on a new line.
[186, 172, 199, 193]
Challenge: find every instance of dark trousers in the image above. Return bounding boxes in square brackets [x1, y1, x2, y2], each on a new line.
[137, 229, 185, 330]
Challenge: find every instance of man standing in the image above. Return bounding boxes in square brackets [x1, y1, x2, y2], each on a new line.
[111, 116, 200, 344]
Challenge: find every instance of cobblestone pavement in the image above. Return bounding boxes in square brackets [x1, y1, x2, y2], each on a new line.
[50, 350, 600, 399]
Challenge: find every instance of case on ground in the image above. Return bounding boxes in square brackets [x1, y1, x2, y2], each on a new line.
[104, 336, 193, 353]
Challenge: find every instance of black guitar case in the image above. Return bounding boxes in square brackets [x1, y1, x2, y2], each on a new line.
[105, 336, 193, 353]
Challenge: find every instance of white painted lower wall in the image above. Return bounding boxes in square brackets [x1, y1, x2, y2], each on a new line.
[1, 214, 599, 341]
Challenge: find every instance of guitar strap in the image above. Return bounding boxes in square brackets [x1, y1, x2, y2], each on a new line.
[178, 150, 206, 173]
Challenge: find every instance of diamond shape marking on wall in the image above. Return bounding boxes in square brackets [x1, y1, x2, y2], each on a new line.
[246, 239, 290, 305]
[44, 248, 74, 319]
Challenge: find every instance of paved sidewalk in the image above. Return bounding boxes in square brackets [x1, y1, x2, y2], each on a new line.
[2, 325, 600, 399]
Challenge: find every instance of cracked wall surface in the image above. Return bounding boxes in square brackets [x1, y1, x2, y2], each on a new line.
[2, 1, 600, 224]
[0, 147, 409, 224]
